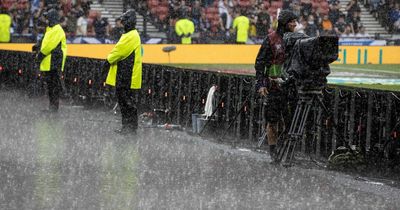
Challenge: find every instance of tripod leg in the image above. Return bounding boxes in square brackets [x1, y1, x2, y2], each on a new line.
[289, 100, 303, 134]
[286, 138, 299, 167]
[278, 97, 314, 165]
[257, 127, 267, 148]
[298, 103, 312, 135]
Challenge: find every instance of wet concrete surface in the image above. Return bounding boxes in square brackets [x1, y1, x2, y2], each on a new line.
[0, 89, 400, 209]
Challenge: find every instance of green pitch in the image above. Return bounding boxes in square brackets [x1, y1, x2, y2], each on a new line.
[164, 64, 400, 92]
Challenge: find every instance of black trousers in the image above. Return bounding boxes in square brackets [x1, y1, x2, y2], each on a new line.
[44, 69, 62, 111]
[116, 87, 138, 130]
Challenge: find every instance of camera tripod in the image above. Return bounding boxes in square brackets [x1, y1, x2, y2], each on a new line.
[276, 90, 329, 166]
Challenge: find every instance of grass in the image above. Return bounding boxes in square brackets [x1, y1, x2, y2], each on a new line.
[164, 64, 400, 91]
[334, 84, 400, 92]
[166, 64, 400, 73]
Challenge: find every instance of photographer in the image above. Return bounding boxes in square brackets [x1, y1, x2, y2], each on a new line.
[254, 10, 298, 159]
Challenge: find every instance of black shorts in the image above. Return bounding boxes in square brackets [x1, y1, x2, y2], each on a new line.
[264, 89, 286, 123]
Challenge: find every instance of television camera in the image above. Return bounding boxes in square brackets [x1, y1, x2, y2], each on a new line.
[275, 33, 339, 166]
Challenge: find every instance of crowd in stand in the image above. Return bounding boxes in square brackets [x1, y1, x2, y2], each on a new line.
[0, 0, 399, 44]
[0, 0, 127, 42]
[137, 0, 400, 43]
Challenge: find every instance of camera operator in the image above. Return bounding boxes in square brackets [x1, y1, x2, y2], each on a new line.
[254, 10, 298, 159]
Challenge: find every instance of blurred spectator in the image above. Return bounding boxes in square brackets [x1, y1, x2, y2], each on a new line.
[349, 11, 361, 34]
[32, 1, 46, 36]
[123, 0, 130, 12]
[44, 0, 60, 8]
[321, 14, 333, 34]
[198, 12, 211, 43]
[177, 0, 190, 17]
[93, 12, 110, 39]
[328, 3, 341, 24]
[369, 0, 380, 18]
[61, 0, 73, 16]
[11, 5, 30, 34]
[191, 0, 202, 30]
[31, 0, 41, 12]
[213, 15, 228, 40]
[0, 7, 12, 43]
[283, 0, 292, 10]
[81, 0, 93, 13]
[291, 2, 302, 17]
[76, 11, 88, 36]
[111, 18, 125, 41]
[203, 0, 215, 7]
[218, 0, 230, 30]
[300, 0, 313, 19]
[345, 0, 361, 22]
[341, 24, 355, 38]
[355, 25, 371, 38]
[388, 3, 400, 33]
[232, 10, 250, 44]
[255, 3, 270, 39]
[64, 8, 78, 37]
[328, 0, 340, 5]
[304, 15, 319, 36]
[334, 14, 347, 36]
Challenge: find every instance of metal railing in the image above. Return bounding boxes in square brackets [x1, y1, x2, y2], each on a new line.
[1, 50, 399, 160]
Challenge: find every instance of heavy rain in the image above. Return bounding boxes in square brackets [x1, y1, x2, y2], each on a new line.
[1, 0, 400, 209]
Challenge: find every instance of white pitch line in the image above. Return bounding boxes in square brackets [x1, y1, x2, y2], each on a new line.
[331, 66, 399, 74]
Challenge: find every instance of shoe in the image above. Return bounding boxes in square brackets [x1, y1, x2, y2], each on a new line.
[114, 127, 137, 135]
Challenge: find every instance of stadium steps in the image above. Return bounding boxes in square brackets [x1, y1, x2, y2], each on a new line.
[339, 0, 389, 37]
[90, 0, 166, 39]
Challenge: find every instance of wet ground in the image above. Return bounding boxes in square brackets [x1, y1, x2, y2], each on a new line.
[1, 89, 400, 209]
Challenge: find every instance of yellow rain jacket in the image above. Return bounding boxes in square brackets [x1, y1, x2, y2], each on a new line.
[106, 29, 142, 89]
[233, 15, 250, 43]
[39, 24, 67, 71]
[0, 13, 12, 43]
[175, 18, 195, 44]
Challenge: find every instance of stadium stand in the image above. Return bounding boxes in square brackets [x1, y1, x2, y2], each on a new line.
[0, 0, 398, 43]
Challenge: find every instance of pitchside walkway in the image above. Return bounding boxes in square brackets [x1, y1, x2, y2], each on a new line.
[0, 89, 399, 209]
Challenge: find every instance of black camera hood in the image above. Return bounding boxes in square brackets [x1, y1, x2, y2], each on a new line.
[299, 36, 339, 66]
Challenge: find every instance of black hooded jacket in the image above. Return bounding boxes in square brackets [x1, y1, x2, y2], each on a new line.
[254, 10, 298, 90]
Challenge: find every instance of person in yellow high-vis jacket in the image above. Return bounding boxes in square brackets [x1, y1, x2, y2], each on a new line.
[233, 10, 250, 44]
[34, 8, 67, 112]
[175, 13, 195, 44]
[104, 10, 142, 134]
[0, 7, 12, 43]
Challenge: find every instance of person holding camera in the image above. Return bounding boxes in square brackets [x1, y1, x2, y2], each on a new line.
[254, 10, 298, 159]
[103, 10, 142, 135]
[33, 8, 67, 112]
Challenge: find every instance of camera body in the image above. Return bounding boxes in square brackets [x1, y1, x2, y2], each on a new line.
[283, 33, 338, 92]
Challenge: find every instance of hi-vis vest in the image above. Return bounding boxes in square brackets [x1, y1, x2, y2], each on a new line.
[175, 18, 195, 44]
[106, 29, 142, 89]
[233, 15, 250, 43]
[40, 24, 67, 71]
[0, 14, 12, 42]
